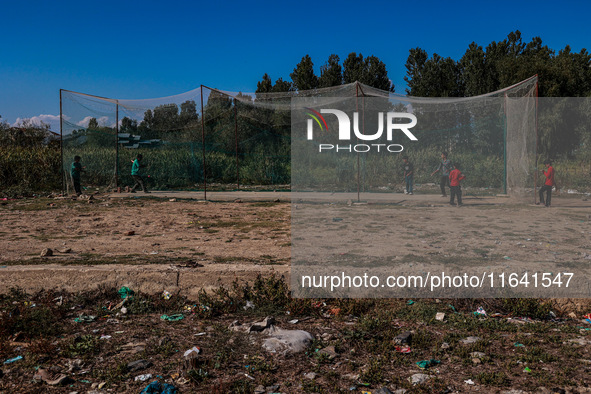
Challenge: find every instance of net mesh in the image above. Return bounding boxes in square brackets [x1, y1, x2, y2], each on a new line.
[61, 76, 537, 196]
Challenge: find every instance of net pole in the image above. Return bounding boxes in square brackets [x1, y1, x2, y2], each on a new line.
[200, 86, 207, 200]
[356, 82, 360, 202]
[362, 88, 366, 193]
[534, 75, 539, 205]
[115, 100, 119, 189]
[234, 102, 239, 190]
[503, 93, 507, 195]
[59, 89, 65, 195]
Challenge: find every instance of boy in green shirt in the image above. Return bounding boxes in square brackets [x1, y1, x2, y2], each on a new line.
[130, 154, 150, 193]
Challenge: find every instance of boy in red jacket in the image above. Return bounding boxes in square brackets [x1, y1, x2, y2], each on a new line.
[538, 159, 555, 207]
[449, 163, 466, 206]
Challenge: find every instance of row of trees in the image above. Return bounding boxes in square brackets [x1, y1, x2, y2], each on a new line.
[405, 31, 591, 98]
[256, 52, 394, 93]
[79, 32, 591, 162]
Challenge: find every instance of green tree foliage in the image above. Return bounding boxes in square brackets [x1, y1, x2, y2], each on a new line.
[273, 78, 293, 93]
[319, 54, 342, 88]
[343, 53, 394, 91]
[120, 117, 137, 133]
[405, 30, 591, 157]
[343, 52, 365, 84]
[256, 73, 273, 93]
[88, 117, 99, 129]
[290, 55, 318, 91]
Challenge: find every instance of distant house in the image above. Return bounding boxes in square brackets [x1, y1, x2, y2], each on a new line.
[118, 133, 161, 149]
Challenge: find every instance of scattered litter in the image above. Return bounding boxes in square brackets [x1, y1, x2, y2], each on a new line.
[121, 342, 146, 354]
[118, 286, 134, 299]
[162, 290, 172, 300]
[407, 300, 415, 305]
[33, 368, 69, 385]
[465, 379, 475, 385]
[317, 345, 338, 360]
[416, 359, 440, 369]
[3, 355, 23, 364]
[395, 346, 411, 353]
[243, 301, 255, 310]
[328, 307, 341, 315]
[183, 346, 201, 369]
[288, 319, 299, 324]
[160, 314, 184, 321]
[244, 373, 255, 380]
[263, 327, 314, 354]
[460, 336, 481, 345]
[194, 332, 207, 336]
[73, 315, 96, 323]
[332, 217, 343, 222]
[410, 373, 432, 385]
[435, 312, 445, 321]
[523, 367, 531, 373]
[473, 307, 487, 317]
[449, 304, 457, 312]
[393, 331, 412, 345]
[99, 335, 111, 340]
[374, 388, 395, 394]
[304, 372, 317, 380]
[514, 342, 525, 347]
[134, 374, 153, 382]
[440, 342, 450, 349]
[128, 359, 152, 372]
[503, 256, 511, 260]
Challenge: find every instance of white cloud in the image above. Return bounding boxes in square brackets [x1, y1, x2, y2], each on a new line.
[76, 116, 94, 127]
[97, 116, 109, 126]
[76, 116, 110, 128]
[12, 114, 67, 132]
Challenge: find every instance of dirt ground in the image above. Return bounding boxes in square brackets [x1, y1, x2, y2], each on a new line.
[2, 192, 591, 393]
[0, 196, 290, 298]
[1, 191, 590, 298]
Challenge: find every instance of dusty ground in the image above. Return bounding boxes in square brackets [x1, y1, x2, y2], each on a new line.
[2, 191, 590, 298]
[0, 196, 290, 297]
[1, 193, 591, 393]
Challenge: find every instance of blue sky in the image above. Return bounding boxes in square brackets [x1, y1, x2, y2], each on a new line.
[1, 0, 590, 131]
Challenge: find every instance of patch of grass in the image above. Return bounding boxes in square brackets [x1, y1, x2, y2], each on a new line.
[502, 298, 552, 320]
[517, 345, 558, 364]
[474, 371, 510, 386]
[249, 202, 283, 207]
[359, 356, 384, 384]
[67, 335, 100, 358]
[91, 361, 129, 385]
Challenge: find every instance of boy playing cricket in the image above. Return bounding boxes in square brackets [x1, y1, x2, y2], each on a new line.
[449, 162, 465, 206]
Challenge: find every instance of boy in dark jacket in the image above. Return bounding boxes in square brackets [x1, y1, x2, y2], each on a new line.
[431, 152, 452, 197]
[71, 155, 85, 196]
[402, 156, 414, 195]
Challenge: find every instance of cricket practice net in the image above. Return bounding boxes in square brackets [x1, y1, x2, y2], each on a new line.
[60, 76, 537, 198]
